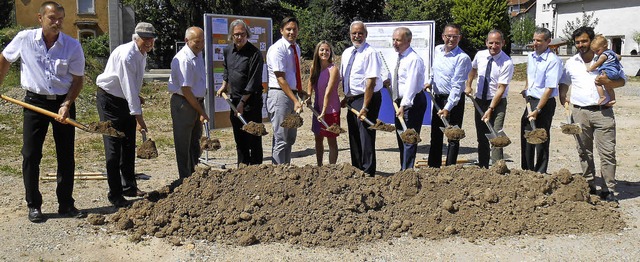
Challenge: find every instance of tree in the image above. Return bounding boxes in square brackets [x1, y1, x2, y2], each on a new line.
[561, 7, 599, 43]
[451, 0, 510, 59]
[280, 0, 346, 56]
[0, 0, 14, 29]
[385, 0, 454, 46]
[632, 31, 640, 51]
[510, 16, 536, 47]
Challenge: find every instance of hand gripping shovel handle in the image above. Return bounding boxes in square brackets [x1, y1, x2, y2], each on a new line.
[391, 101, 407, 131]
[1, 94, 89, 131]
[426, 90, 450, 127]
[347, 106, 375, 126]
[307, 104, 330, 129]
[526, 102, 537, 129]
[221, 93, 248, 125]
[465, 93, 498, 137]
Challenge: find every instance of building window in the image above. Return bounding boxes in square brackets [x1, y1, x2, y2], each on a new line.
[78, 0, 95, 14]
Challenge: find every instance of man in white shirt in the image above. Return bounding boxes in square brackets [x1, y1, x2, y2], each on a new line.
[0, 1, 86, 222]
[168, 27, 208, 179]
[341, 21, 383, 176]
[95, 22, 155, 207]
[389, 27, 426, 170]
[425, 23, 471, 168]
[521, 27, 563, 174]
[465, 29, 514, 168]
[559, 26, 626, 202]
[266, 17, 303, 165]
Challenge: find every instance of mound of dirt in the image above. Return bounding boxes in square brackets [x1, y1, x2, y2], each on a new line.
[137, 139, 158, 159]
[400, 128, 421, 144]
[371, 119, 395, 132]
[109, 164, 624, 249]
[326, 124, 346, 134]
[489, 136, 512, 147]
[87, 120, 125, 137]
[242, 121, 268, 136]
[561, 123, 582, 135]
[524, 128, 548, 144]
[280, 114, 303, 128]
[199, 137, 221, 151]
[443, 126, 466, 140]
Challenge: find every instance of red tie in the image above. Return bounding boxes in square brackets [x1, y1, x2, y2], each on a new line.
[291, 44, 302, 91]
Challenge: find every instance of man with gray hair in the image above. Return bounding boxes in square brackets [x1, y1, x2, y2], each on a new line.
[169, 27, 208, 179]
[520, 27, 562, 174]
[95, 22, 156, 208]
[341, 21, 383, 176]
[217, 19, 264, 166]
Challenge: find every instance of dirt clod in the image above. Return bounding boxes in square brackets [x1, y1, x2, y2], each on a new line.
[561, 124, 582, 135]
[524, 128, 548, 144]
[87, 120, 124, 137]
[243, 121, 268, 136]
[400, 128, 421, 144]
[490, 159, 510, 174]
[326, 124, 346, 134]
[137, 139, 158, 159]
[489, 136, 512, 147]
[443, 126, 465, 140]
[87, 214, 106, 225]
[371, 120, 395, 132]
[200, 137, 221, 151]
[280, 114, 303, 128]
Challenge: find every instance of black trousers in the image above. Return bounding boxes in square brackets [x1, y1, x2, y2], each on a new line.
[428, 94, 465, 167]
[96, 88, 138, 200]
[22, 91, 76, 209]
[230, 94, 263, 166]
[394, 92, 426, 170]
[346, 91, 382, 175]
[520, 96, 556, 173]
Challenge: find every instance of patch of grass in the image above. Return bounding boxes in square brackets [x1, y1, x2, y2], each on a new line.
[0, 64, 20, 91]
[0, 164, 21, 177]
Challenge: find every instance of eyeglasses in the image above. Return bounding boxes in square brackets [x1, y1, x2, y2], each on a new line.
[443, 34, 461, 40]
[233, 33, 246, 38]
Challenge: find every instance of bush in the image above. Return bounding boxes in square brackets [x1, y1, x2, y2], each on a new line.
[0, 25, 26, 51]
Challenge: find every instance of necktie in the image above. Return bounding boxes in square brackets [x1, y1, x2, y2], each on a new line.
[343, 48, 357, 95]
[291, 44, 302, 91]
[482, 57, 493, 100]
[392, 53, 401, 101]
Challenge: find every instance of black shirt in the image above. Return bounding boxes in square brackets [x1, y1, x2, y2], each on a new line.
[222, 42, 264, 102]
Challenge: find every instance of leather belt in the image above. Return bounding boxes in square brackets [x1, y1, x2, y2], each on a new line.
[573, 104, 611, 111]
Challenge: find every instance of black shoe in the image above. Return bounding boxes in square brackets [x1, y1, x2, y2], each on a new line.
[28, 207, 45, 223]
[588, 185, 597, 195]
[109, 197, 131, 208]
[599, 191, 619, 203]
[122, 188, 147, 197]
[58, 206, 87, 219]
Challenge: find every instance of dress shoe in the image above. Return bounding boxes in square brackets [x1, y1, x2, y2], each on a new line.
[28, 207, 45, 223]
[109, 197, 131, 208]
[600, 191, 619, 203]
[122, 188, 146, 197]
[58, 206, 87, 219]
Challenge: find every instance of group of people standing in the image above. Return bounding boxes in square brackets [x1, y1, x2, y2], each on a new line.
[0, 1, 625, 223]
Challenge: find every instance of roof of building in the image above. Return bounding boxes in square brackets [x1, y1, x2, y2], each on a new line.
[549, 0, 585, 4]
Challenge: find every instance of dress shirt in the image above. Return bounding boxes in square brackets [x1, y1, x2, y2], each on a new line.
[472, 49, 514, 100]
[168, 45, 206, 98]
[2, 28, 85, 95]
[561, 53, 626, 107]
[393, 47, 425, 107]
[96, 41, 146, 115]
[267, 37, 300, 89]
[526, 48, 561, 99]
[223, 42, 264, 98]
[429, 44, 471, 111]
[340, 42, 383, 96]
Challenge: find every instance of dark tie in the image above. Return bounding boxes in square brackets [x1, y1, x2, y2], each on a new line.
[343, 48, 357, 95]
[392, 53, 401, 101]
[482, 57, 493, 100]
[291, 44, 302, 91]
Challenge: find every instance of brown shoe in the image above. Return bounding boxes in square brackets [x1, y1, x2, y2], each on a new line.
[123, 188, 146, 197]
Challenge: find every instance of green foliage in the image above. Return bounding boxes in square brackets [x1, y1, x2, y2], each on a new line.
[280, 0, 347, 56]
[632, 31, 640, 47]
[81, 34, 110, 58]
[385, 0, 454, 45]
[451, 0, 510, 58]
[561, 7, 599, 43]
[0, 0, 15, 29]
[511, 16, 536, 47]
[0, 25, 25, 50]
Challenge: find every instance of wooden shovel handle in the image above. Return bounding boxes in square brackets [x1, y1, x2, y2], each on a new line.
[0, 94, 87, 130]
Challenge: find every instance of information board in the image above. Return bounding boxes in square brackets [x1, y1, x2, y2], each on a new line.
[203, 14, 272, 128]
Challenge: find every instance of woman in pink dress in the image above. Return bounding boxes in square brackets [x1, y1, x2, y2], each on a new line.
[306, 41, 340, 166]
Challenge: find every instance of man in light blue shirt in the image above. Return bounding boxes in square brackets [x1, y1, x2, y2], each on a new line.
[424, 23, 471, 168]
[521, 27, 562, 174]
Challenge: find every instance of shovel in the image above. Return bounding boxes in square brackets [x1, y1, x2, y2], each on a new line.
[465, 93, 508, 141]
[524, 101, 548, 144]
[220, 93, 267, 136]
[390, 101, 421, 144]
[1, 94, 122, 137]
[346, 105, 395, 132]
[307, 104, 344, 134]
[137, 129, 158, 159]
[200, 120, 221, 152]
[426, 90, 465, 140]
[560, 102, 582, 135]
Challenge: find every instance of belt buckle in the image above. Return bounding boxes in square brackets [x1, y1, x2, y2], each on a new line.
[46, 94, 57, 100]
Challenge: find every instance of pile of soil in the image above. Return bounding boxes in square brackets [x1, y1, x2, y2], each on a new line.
[137, 139, 158, 159]
[524, 128, 548, 144]
[87, 120, 125, 137]
[371, 119, 395, 132]
[199, 137, 221, 151]
[400, 128, 421, 144]
[280, 114, 303, 128]
[489, 136, 512, 147]
[326, 124, 346, 134]
[242, 121, 268, 136]
[561, 123, 582, 135]
[109, 164, 624, 249]
[443, 126, 466, 140]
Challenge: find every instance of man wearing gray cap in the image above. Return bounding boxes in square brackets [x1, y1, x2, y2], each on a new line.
[95, 22, 156, 208]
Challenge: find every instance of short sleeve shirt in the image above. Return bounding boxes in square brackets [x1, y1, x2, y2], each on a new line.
[168, 45, 207, 98]
[471, 49, 514, 99]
